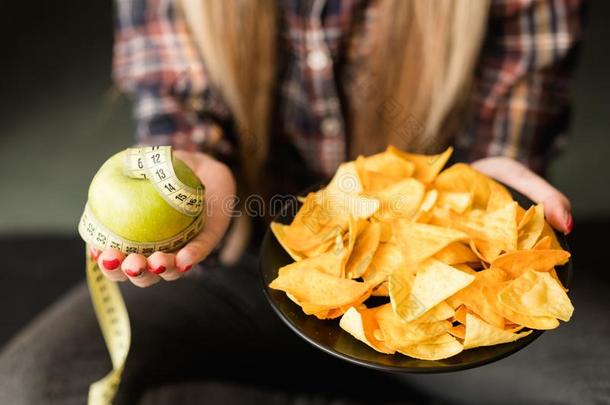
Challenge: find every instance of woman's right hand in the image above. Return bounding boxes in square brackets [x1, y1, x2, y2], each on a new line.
[91, 151, 237, 287]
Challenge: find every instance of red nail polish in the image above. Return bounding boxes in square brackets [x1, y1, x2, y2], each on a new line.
[179, 264, 192, 273]
[102, 259, 120, 270]
[125, 268, 142, 277]
[148, 265, 166, 275]
[90, 248, 100, 261]
[565, 214, 573, 234]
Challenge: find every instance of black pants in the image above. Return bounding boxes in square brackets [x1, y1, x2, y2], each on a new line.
[0, 252, 608, 405]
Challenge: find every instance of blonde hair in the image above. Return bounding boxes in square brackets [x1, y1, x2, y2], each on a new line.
[180, 0, 490, 186]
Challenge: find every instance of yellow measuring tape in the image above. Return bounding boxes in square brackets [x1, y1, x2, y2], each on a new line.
[79, 146, 204, 404]
[84, 252, 130, 404]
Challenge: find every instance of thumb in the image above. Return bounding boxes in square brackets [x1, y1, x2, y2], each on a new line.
[175, 222, 225, 271]
[175, 194, 236, 271]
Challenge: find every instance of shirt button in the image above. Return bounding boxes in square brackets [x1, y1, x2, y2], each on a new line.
[321, 117, 342, 137]
[307, 50, 329, 70]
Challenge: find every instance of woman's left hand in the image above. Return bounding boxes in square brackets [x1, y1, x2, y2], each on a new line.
[471, 157, 573, 235]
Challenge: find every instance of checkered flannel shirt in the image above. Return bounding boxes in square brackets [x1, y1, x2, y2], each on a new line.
[114, 0, 583, 178]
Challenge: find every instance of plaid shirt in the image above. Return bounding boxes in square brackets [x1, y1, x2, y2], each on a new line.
[114, 0, 583, 178]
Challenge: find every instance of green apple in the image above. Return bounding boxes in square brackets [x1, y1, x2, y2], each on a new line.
[88, 150, 202, 242]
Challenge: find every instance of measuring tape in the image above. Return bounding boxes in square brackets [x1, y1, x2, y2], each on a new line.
[85, 250, 130, 404]
[79, 146, 205, 404]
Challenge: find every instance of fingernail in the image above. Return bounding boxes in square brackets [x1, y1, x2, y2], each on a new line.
[178, 264, 192, 273]
[148, 265, 166, 275]
[565, 213, 573, 235]
[90, 248, 100, 261]
[102, 259, 120, 270]
[125, 268, 143, 278]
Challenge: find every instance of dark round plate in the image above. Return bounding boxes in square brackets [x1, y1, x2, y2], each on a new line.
[260, 185, 572, 373]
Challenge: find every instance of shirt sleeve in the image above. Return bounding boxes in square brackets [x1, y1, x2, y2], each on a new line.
[454, 0, 584, 174]
[113, 0, 233, 156]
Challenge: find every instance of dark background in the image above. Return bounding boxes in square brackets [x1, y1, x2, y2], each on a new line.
[0, 0, 608, 382]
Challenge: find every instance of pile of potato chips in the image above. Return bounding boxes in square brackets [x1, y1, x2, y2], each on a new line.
[269, 146, 573, 360]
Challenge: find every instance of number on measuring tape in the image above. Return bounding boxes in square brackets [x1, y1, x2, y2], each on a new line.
[122, 146, 204, 217]
[79, 203, 205, 257]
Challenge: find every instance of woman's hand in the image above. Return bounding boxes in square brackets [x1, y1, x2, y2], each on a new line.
[91, 151, 236, 287]
[471, 156, 573, 234]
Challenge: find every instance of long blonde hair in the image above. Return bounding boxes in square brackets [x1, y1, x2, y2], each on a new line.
[180, 0, 490, 187]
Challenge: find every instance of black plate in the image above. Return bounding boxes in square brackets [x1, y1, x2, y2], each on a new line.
[260, 185, 572, 373]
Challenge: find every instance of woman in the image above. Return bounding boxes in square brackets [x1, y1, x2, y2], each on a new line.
[0, 0, 582, 404]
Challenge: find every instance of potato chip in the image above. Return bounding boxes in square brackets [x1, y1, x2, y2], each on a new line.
[495, 303, 560, 330]
[469, 239, 502, 263]
[327, 161, 363, 194]
[338, 216, 368, 276]
[388, 146, 453, 183]
[373, 178, 425, 221]
[452, 202, 518, 253]
[434, 163, 491, 209]
[315, 189, 380, 222]
[518, 205, 536, 230]
[437, 191, 472, 213]
[391, 258, 475, 322]
[433, 242, 478, 265]
[397, 333, 464, 360]
[378, 221, 393, 242]
[392, 221, 469, 264]
[491, 249, 570, 279]
[463, 313, 532, 349]
[302, 295, 369, 320]
[289, 290, 359, 320]
[414, 301, 455, 323]
[358, 169, 402, 193]
[346, 221, 381, 279]
[363, 241, 406, 287]
[482, 281, 560, 330]
[518, 204, 545, 250]
[339, 306, 395, 353]
[300, 233, 340, 259]
[533, 235, 552, 250]
[387, 269, 458, 325]
[451, 268, 507, 328]
[428, 206, 454, 228]
[388, 263, 416, 317]
[486, 180, 513, 212]
[414, 189, 438, 223]
[355, 151, 407, 193]
[540, 220, 563, 250]
[498, 270, 574, 322]
[346, 216, 368, 251]
[356, 150, 416, 180]
[269, 254, 370, 310]
[452, 305, 470, 324]
[270, 222, 305, 261]
[375, 304, 451, 349]
[280, 193, 345, 253]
